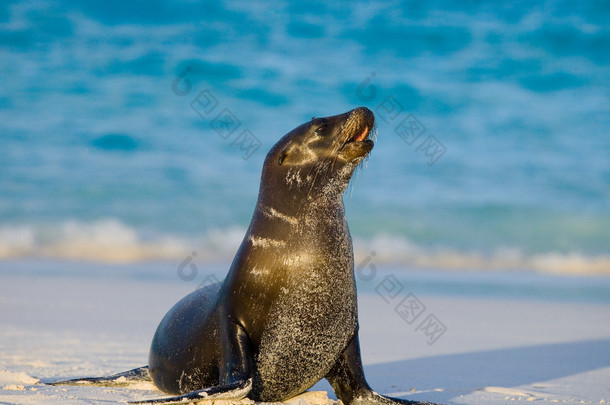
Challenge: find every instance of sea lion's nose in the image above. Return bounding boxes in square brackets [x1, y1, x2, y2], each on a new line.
[351, 107, 375, 125]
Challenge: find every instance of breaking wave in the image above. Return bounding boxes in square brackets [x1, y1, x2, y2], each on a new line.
[1, 220, 608, 275]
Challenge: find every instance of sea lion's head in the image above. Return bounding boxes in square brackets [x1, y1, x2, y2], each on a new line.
[259, 107, 375, 207]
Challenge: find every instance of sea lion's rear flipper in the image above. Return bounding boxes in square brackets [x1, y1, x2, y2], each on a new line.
[326, 336, 441, 405]
[128, 378, 252, 404]
[47, 366, 151, 387]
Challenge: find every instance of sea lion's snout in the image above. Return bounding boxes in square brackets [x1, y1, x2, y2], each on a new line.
[351, 106, 375, 127]
[338, 107, 375, 160]
[344, 107, 374, 143]
[347, 107, 374, 140]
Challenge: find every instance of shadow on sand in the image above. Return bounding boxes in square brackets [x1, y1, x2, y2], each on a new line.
[41, 338, 610, 404]
[353, 338, 610, 403]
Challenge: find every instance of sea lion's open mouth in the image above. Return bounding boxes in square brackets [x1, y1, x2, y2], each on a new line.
[342, 123, 374, 150]
[349, 126, 371, 143]
[336, 108, 375, 161]
[341, 107, 375, 146]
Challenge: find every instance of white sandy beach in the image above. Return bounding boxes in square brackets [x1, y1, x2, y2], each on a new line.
[0, 260, 609, 405]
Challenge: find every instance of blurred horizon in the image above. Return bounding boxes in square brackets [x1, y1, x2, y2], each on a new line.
[1, 0, 609, 274]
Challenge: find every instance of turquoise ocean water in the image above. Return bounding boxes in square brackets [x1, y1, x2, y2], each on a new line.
[1, 1, 609, 274]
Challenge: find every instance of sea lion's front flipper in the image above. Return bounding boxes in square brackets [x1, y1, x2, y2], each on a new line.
[47, 366, 151, 387]
[129, 378, 252, 404]
[216, 309, 254, 388]
[326, 335, 441, 405]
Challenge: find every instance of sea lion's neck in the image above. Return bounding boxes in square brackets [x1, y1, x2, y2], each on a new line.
[253, 190, 345, 232]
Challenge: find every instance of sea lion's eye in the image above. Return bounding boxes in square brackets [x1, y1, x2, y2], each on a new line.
[278, 152, 287, 165]
[315, 122, 328, 136]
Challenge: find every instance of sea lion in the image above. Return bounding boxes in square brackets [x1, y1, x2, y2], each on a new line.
[51, 107, 438, 405]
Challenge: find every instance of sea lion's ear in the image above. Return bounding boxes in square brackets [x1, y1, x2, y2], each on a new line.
[277, 142, 299, 165]
[278, 150, 288, 165]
